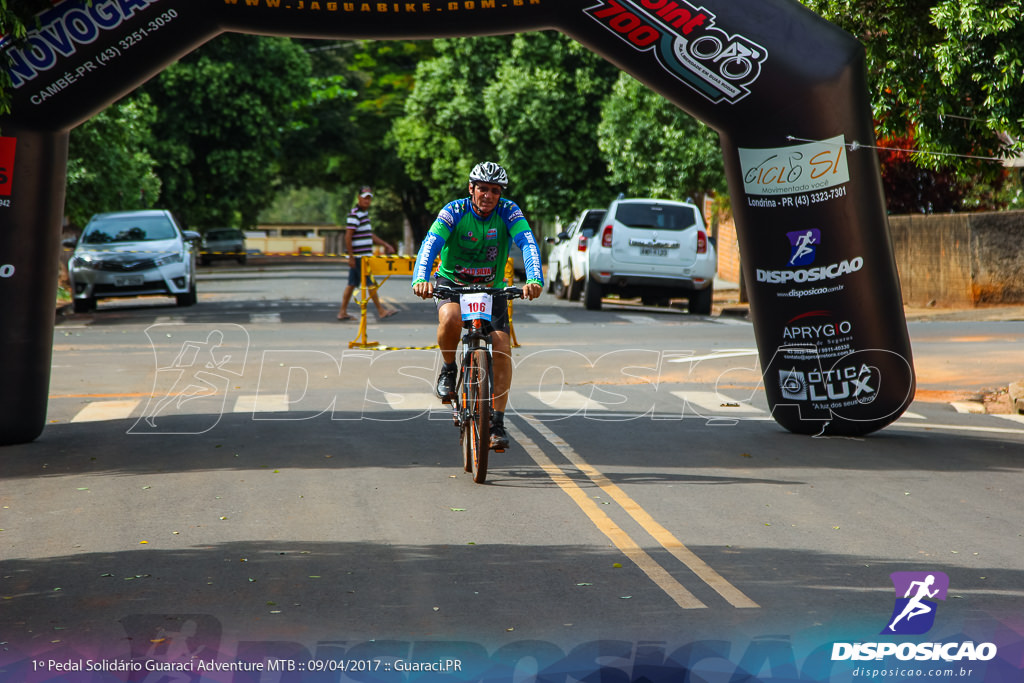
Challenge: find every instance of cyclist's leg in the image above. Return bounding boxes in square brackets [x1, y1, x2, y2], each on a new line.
[491, 329, 512, 413]
[437, 302, 461, 364]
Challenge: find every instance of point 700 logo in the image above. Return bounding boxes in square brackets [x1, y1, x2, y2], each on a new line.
[584, 0, 767, 104]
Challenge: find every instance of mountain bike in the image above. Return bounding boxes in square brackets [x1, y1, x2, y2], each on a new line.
[433, 284, 524, 484]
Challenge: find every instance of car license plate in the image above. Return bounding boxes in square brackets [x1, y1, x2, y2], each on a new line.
[114, 275, 144, 287]
[639, 247, 669, 257]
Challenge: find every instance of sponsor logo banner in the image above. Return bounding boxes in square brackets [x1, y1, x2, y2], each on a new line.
[584, 0, 767, 104]
[739, 135, 850, 196]
[0, 137, 16, 197]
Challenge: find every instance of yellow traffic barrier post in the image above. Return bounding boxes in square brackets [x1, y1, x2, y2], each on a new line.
[348, 255, 427, 350]
[348, 256, 380, 349]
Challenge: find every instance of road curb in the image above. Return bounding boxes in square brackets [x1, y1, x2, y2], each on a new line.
[1010, 381, 1024, 415]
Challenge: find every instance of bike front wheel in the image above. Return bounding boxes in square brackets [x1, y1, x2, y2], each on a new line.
[462, 347, 491, 483]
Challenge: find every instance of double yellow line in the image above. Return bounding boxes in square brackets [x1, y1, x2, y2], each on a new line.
[507, 417, 759, 611]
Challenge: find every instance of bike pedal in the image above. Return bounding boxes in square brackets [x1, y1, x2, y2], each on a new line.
[493, 448, 505, 453]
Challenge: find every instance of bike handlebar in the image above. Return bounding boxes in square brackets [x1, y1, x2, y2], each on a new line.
[432, 284, 524, 301]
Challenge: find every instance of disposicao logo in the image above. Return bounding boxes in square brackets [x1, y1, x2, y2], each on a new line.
[831, 571, 998, 663]
[787, 229, 820, 267]
[883, 571, 948, 635]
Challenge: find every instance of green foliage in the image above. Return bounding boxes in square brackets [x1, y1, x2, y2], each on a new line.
[483, 32, 618, 219]
[282, 39, 434, 242]
[139, 34, 312, 230]
[800, 0, 1024, 172]
[65, 94, 161, 227]
[0, 0, 53, 117]
[392, 36, 513, 211]
[598, 72, 726, 202]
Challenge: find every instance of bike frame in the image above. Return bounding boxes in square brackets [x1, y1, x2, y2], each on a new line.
[434, 285, 522, 483]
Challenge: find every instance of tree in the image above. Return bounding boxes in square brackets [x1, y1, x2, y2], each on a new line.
[800, 0, 1024, 164]
[276, 39, 435, 245]
[140, 34, 312, 230]
[392, 36, 514, 215]
[0, 0, 53, 117]
[483, 32, 619, 220]
[597, 72, 726, 203]
[65, 94, 161, 227]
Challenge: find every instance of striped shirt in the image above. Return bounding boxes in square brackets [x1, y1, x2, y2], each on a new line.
[347, 207, 373, 255]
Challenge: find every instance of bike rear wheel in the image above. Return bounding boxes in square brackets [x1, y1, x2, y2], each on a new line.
[463, 347, 491, 483]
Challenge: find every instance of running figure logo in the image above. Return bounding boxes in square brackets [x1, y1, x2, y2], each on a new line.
[130, 324, 250, 435]
[882, 571, 949, 635]
[787, 228, 821, 267]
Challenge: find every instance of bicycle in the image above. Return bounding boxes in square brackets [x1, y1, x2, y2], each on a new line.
[433, 284, 524, 484]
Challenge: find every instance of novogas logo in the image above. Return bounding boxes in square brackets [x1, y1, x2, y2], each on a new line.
[831, 572, 998, 663]
[583, 0, 767, 104]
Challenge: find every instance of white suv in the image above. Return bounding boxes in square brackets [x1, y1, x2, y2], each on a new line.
[582, 198, 716, 314]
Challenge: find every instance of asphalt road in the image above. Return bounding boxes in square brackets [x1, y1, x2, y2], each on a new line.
[3, 262, 1022, 682]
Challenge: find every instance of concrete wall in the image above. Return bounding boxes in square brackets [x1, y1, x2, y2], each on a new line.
[712, 210, 1024, 307]
[889, 210, 1024, 307]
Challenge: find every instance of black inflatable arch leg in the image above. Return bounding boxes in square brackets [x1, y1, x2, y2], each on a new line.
[0, 127, 68, 445]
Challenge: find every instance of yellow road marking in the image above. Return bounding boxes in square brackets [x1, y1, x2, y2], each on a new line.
[505, 421, 706, 610]
[520, 416, 759, 610]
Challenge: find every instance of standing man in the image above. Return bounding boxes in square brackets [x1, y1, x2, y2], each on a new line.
[411, 162, 543, 449]
[338, 185, 398, 320]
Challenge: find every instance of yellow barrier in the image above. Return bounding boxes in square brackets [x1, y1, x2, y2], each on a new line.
[348, 256, 520, 350]
[348, 255, 419, 349]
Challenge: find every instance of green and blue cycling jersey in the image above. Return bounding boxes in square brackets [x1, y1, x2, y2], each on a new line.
[412, 197, 543, 287]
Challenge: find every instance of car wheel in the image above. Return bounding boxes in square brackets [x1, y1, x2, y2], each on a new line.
[689, 286, 713, 315]
[72, 297, 95, 313]
[237, 255, 247, 265]
[176, 282, 198, 307]
[583, 276, 602, 311]
[567, 268, 583, 301]
[553, 268, 567, 299]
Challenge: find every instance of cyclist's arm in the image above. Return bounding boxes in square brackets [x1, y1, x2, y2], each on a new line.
[412, 224, 449, 298]
[512, 227, 543, 287]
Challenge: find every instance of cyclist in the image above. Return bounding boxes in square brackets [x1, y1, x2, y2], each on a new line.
[412, 162, 543, 449]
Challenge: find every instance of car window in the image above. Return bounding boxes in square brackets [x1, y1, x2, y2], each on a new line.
[580, 210, 606, 237]
[614, 204, 696, 231]
[81, 215, 178, 244]
[207, 229, 243, 240]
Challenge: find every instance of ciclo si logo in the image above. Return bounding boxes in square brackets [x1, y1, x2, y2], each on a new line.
[882, 571, 949, 635]
[787, 228, 820, 267]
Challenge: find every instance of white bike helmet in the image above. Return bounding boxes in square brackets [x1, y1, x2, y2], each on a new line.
[469, 161, 509, 188]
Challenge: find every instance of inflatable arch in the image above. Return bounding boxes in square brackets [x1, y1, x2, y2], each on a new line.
[0, 0, 915, 445]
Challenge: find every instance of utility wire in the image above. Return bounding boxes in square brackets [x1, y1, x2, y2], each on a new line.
[785, 135, 1010, 163]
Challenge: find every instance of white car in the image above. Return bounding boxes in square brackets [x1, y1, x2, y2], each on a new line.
[66, 210, 200, 313]
[581, 198, 716, 314]
[546, 208, 605, 300]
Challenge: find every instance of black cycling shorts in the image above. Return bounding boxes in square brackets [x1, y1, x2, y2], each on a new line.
[433, 277, 510, 333]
